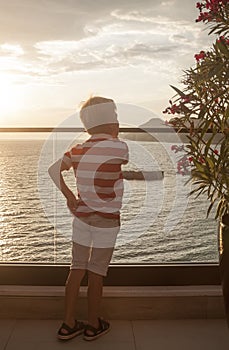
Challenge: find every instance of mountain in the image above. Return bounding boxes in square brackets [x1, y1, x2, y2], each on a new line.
[122, 117, 179, 142]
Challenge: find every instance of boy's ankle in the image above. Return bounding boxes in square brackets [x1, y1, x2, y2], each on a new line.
[63, 318, 75, 328]
[88, 318, 100, 328]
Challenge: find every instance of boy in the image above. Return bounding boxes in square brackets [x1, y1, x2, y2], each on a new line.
[48, 96, 128, 341]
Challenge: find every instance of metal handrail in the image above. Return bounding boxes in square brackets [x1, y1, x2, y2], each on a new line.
[0, 127, 216, 133]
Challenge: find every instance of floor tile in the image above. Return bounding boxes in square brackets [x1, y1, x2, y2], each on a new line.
[5, 318, 229, 350]
[132, 319, 229, 350]
[98, 320, 134, 341]
[5, 320, 135, 350]
[0, 320, 15, 350]
[6, 339, 135, 350]
[6, 319, 60, 342]
[39, 339, 135, 350]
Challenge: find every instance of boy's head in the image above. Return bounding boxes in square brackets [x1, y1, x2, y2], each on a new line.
[79, 96, 119, 136]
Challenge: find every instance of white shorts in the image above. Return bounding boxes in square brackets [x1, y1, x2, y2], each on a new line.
[71, 214, 120, 276]
[72, 214, 120, 249]
[71, 242, 115, 276]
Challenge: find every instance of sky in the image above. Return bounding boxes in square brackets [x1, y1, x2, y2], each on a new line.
[0, 0, 213, 127]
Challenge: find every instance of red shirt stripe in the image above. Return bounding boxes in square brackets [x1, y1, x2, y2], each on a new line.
[62, 134, 128, 219]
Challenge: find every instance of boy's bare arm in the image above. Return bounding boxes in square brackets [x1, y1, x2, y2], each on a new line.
[48, 159, 79, 215]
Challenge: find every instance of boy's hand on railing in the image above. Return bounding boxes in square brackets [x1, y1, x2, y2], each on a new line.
[66, 193, 79, 215]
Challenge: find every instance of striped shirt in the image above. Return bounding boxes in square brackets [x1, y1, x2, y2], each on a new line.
[62, 134, 129, 219]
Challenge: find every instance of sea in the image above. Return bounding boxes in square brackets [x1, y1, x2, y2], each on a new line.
[0, 135, 219, 264]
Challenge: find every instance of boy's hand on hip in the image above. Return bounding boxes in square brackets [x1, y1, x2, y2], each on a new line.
[66, 194, 79, 215]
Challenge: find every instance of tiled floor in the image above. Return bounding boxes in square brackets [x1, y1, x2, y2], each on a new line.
[0, 319, 228, 350]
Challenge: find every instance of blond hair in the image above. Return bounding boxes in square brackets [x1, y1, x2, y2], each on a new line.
[79, 96, 118, 135]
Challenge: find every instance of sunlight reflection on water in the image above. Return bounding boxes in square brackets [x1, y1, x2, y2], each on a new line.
[0, 138, 218, 264]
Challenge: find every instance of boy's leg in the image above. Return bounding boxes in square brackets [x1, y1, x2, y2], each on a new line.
[62, 268, 86, 330]
[87, 270, 103, 329]
[59, 241, 90, 333]
[86, 246, 114, 332]
[84, 215, 120, 336]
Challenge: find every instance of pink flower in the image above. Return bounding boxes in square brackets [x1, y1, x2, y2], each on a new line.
[163, 104, 180, 115]
[170, 104, 180, 114]
[217, 36, 229, 45]
[194, 50, 206, 61]
[196, 11, 212, 22]
[217, 36, 225, 42]
[196, 2, 203, 9]
[199, 156, 205, 163]
[181, 95, 191, 103]
[177, 168, 185, 176]
[195, 0, 227, 23]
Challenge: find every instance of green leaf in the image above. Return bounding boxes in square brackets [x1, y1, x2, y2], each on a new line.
[170, 85, 186, 98]
[198, 107, 207, 119]
[216, 41, 229, 56]
[215, 197, 227, 220]
[180, 104, 191, 115]
[215, 200, 222, 220]
[200, 119, 213, 139]
[207, 63, 224, 79]
[204, 134, 216, 157]
[225, 105, 229, 119]
[208, 24, 222, 36]
[207, 199, 217, 218]
[206, 157, 214, 170]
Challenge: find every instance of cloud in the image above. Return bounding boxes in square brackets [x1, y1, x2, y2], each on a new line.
[27, 11, 202, 76]
[0, 0, 199, 45]
[0, 0, 156, 45]
[111, 9, 159, 23]
[0, 0, 212, 82]
[161, 1, 175, 6]
[0, 43, 24, 56]
[0, 1, 88, 44]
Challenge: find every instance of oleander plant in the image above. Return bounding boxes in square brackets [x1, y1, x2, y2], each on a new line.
[164, 0, 229, 325]
[164, 0, 229, 220]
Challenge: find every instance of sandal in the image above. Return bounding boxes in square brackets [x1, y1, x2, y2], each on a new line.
[57, 320, 85, 340]
[83, 317, 111, 341]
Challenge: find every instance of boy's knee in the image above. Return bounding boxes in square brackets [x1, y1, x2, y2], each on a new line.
[65, 269, 86, 285]
[88, 270, 103, 279]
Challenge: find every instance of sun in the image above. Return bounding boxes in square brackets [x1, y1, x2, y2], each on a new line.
[0, 74, 24, 118]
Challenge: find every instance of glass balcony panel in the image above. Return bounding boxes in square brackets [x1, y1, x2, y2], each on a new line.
[0, 130, 218, 265]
